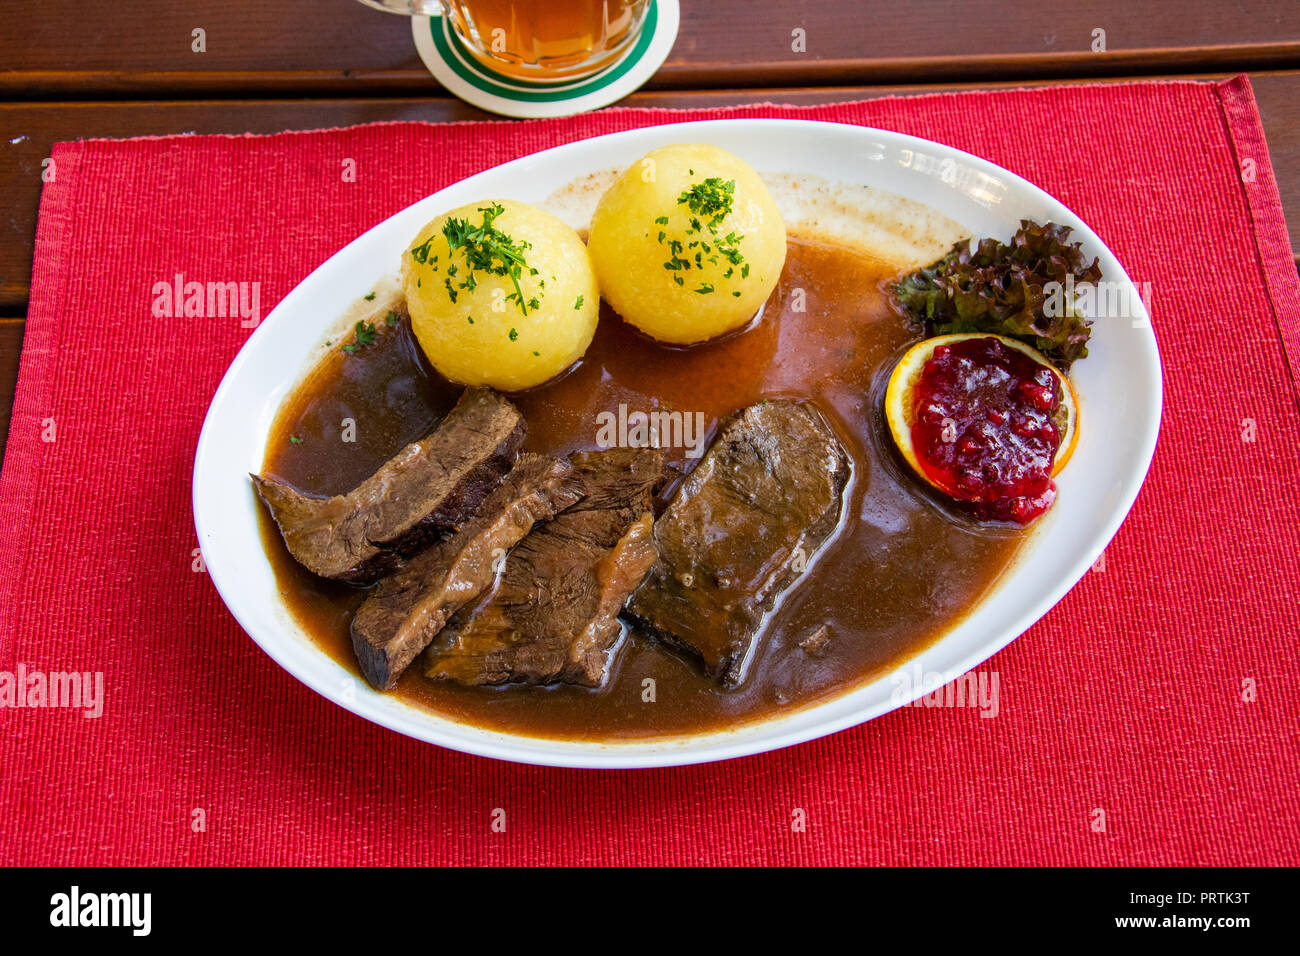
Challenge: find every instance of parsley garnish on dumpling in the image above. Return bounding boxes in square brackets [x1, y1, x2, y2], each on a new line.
[400, 199, 599, 391]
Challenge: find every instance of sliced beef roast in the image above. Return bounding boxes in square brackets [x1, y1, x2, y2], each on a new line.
[423, 447, 663, 688]
[624, 401, 850, 686]
[350, 454, 584, 690]
[252, 387, 525, 584]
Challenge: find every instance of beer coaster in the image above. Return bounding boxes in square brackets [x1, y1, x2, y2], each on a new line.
[411, 0, 679, 118]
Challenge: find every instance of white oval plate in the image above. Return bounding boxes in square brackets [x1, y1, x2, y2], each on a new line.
[193, 120, 1161, 768]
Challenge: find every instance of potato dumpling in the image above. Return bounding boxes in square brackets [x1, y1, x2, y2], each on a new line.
[587, 143, 786, 345]
[401, 199, 599, 391]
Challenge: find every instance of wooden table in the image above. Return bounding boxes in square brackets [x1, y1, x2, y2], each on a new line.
[3, 1, 1299, 455]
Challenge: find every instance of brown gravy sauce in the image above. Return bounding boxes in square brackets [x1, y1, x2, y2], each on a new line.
[259, 237, 1024, 740]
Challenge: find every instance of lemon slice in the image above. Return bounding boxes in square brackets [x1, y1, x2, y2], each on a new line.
[885, 333, 1079, 496]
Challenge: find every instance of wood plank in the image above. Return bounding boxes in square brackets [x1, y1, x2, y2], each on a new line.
[2, 1, 1299, 97]
[5, 73, 1299, 313]
[0, 318, 23, 463]
[1252, 72, 1300, 258]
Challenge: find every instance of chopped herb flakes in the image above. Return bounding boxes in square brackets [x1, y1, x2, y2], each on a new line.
[289, 436, 302, 445]
[680, 178, 734, 230]
[341, 320, 378, 355]
[410, 202, 541, 318]
[363, 291, 376, 301]
[384, 311, 398, 327]
[508, 328, 519, 341]
[410, 237, 436, 265]
[654, 178, 748, 294]
[574, 295, 584, 310]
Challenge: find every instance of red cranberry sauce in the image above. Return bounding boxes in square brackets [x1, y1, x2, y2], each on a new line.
[910, 336, 1062, 524]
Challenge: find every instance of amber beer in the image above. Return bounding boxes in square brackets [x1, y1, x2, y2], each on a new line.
[443, 0, 651, 81]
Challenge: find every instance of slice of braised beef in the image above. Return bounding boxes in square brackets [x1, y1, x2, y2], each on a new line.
[350, 454, 584, 690]
[252, 387, 525, 584]
[423, 447, 663, 688]
[623, 400, 850, 687]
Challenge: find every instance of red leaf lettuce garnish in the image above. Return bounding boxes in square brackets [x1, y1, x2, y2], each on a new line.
[891, 220, 1102, 371]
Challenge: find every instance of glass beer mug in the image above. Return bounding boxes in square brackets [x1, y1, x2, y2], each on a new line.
[356, 0, 653, 82]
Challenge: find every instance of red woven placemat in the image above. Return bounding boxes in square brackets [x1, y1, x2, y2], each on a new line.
[2, 76, 1298, 866]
